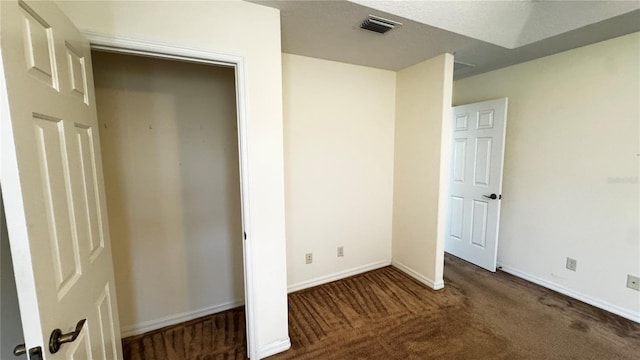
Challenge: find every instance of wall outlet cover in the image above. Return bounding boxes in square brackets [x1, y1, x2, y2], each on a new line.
[566, 257, 577, 271]
[627, 275, 640, 291]
[337, 246, 344, 257]
[305, 253, 313, 264]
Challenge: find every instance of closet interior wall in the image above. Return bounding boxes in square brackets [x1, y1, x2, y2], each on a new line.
[92, 51, 244, 335]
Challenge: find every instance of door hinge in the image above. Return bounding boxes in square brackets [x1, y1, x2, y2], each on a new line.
[244, 232, 247, 240]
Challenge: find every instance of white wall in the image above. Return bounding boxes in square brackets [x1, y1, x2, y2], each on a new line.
[56, 1, 290, 357]
[282, 54, 396, 290]
[92, 51, 244, 335]
[392, 53, 454, 289]
[453, 32, 640, 321]
[0, 193, 25, 360]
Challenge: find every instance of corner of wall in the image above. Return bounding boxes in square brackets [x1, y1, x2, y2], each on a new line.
[391, 259, 444, 290]
[433, 52, 455, 286]
[258, 337, 291, 359]
[391, 53, 456, 287]
[282, 54, 396, 290]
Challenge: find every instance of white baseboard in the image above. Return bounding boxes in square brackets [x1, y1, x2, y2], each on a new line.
[257, 338, 291, 359]
[120, 299, 245, 337]
[287, 259, 391, 293]
[497, 262, 640, 324]
[391, 260, 444, 290]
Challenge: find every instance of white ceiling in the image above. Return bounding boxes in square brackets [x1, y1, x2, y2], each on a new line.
[352, 0, 640, 49]
[250, 0, 640, 78]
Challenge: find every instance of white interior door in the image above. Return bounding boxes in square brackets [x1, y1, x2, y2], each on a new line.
[0, 1, 123, 358]
[445, 98, 508, 272]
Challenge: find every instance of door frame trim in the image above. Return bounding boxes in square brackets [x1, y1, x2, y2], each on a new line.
[84, 32, 258, 359]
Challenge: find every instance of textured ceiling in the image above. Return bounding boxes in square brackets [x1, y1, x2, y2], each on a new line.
[249, 0, 640, 79]
[352, 0, 640, 49]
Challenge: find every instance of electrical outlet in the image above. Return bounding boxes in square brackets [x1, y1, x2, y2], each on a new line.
[337, 246, 344, 257]
[305, 253, 313, 264]
[627, 275, 640, 291]
[566, 257, 577, 271]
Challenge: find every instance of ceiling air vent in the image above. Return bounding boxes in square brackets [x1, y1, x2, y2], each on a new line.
[454, 60, 476, 73]
[360, 15, 402, 34]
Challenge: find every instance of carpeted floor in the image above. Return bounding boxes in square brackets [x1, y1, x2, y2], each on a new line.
[122, 255, 640, 359]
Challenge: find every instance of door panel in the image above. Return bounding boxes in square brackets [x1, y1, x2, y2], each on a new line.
[65, 329, 92, 360]
[21, 3, 59, 89]
[452, 139, 467, 182]
[33, 114, 83, 296]
[445, 98, 508, 272]
[65, 43, 89, 104]
[470, 200, 488, 248]
[74, 124, 105, 262]
[0, 1, 123, 358]
[473, 137, 492, 186]
[95, 284, 118, 360]
[477, 110, 494, 129]
[449, 196, 464, 240]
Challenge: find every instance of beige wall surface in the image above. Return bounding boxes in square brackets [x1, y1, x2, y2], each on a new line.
[92, 51, 244, 333]
[282, 54, 396, 288]
[454, 32, 640, 319]
[392, 53, 454, 288]
[56, 0, 289, 355]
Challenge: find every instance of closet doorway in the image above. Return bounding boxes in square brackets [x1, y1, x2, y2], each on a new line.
[91, 45, 253, 357]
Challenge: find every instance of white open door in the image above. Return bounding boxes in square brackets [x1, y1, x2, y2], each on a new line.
[0, 1, 123, 359]
[445, 98, 508, 272]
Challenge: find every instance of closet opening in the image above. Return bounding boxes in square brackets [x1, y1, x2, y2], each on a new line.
[90, 47, 253, 358]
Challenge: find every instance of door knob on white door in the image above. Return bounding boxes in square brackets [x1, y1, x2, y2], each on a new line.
[49, 319, 86, 353]
[12, 344, 26, 357]
[483, 193, 499, 200]
[12, 345, 42, 358]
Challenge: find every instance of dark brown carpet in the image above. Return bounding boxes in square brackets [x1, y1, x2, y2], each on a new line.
[123, 255, 640, 359]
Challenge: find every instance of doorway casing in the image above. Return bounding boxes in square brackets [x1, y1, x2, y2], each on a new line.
[85, 32, 258, 358]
